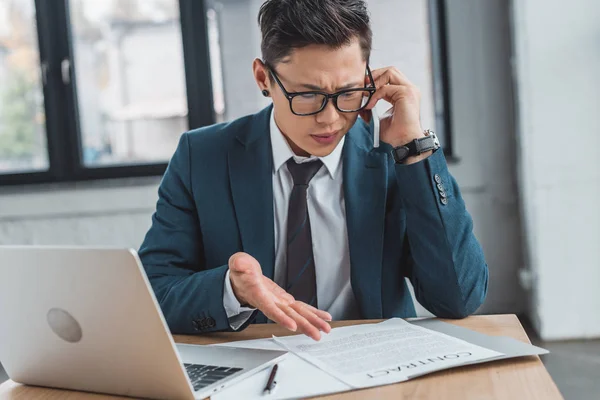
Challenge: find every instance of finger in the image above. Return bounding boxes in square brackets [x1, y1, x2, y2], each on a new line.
[371, 67, 412, 87]
[371, 67, 411, 85]
[291, 302, 332, 334]
[298, 302, 333, 322]
[364, 85, 407, 110]
[282, 304, 321, 341]
[255, 291, 298, 332]
[263, 278, 295, 306]
[369, 67, 389, 82]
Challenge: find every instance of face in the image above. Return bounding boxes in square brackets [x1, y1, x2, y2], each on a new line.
[253, 38, 367, 157]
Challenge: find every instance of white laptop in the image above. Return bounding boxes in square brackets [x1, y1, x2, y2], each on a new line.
[0, 246, 287, 399]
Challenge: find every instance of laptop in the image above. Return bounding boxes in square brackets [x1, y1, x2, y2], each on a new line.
[0, 246, 287, 399]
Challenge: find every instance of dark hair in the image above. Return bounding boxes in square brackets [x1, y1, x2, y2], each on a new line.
[258, 0, 372, 66]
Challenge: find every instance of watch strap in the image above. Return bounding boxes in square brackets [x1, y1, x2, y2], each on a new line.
[391, 134, 438, 163]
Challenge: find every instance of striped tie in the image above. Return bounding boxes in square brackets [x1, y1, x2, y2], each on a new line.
[285, 158, 323, 307]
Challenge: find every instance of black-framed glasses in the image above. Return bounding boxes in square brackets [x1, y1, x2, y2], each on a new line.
[265, 62, 377, 116]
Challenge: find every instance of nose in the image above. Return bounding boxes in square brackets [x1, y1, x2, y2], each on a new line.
[315, 98, 340, 126]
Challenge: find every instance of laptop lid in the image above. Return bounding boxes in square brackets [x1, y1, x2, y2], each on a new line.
[0, 246, 196, 400]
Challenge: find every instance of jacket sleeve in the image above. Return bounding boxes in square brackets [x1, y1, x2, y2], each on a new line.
[138, 132, 257, 334]
[394, 149, 489, 318]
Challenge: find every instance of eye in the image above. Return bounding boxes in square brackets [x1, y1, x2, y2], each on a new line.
[299, 93, 317, 100]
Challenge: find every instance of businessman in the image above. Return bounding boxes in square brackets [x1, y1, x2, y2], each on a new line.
[139, 0, 488, 341]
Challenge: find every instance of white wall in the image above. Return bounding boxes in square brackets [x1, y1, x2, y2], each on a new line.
[511, 0, 600, 340]
[0, 179, 157, 248]
[0, 0, 525, 316]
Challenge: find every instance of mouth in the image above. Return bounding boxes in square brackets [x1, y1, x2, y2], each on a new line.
[310, 131, 339, 145]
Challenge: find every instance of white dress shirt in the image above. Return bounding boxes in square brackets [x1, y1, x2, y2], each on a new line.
[223, 110, 360, 329]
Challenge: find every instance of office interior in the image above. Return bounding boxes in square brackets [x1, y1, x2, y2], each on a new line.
[0, 0, 598, 399]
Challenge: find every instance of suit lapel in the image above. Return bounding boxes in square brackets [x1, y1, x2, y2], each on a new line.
[228, 107, 275, 280]
[343, 128, 388, 318]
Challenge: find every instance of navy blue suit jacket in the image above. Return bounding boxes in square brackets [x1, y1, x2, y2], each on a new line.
[138, 106, 488, 334]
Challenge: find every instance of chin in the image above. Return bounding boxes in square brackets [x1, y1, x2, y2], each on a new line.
[305, 132, 346, 156]
[306, 146, 335, 158]
[295, 132, 346, 157]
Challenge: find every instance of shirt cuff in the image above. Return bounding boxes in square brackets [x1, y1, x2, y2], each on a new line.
[223, 270, 255, 329]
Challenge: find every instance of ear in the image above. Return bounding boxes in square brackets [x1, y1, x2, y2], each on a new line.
[252, 58, 271, 92]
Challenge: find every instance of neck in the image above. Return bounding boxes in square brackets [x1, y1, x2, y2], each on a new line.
[273, 112, 311, 157]
[282, 133, 310, 157]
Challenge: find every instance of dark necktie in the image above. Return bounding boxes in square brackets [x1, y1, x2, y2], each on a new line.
[285, 158, 323, 307]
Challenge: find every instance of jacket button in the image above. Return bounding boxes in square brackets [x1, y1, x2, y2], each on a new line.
[441, 197, 448, 205]
[439, 191, 447, 198]
[206, 317, 216, 328]
[434, 174, 442, 184]
[437, 183, 444, 192]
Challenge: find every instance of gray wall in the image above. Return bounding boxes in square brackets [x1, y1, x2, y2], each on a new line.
[444, 0, 525, 314]
[511, 0, 600, 340]
[0, 0, 524, 315]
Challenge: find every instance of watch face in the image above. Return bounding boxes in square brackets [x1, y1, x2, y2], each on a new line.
[432, 134, 440, 149]
[394, 146, 410, 161]
[424, 130, 440, 149]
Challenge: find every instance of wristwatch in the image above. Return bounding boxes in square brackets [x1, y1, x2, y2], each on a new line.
[391, 129, 440, 164]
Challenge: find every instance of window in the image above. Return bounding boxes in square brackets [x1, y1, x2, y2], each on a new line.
[0, 0, 48, 175]
[69, 0, 188, 166]
[0, 0, 453, 186]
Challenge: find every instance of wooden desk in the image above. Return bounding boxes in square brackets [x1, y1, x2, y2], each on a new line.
[0, 314, 562, 399]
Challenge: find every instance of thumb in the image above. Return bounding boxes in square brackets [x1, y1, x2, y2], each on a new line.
[228, 252, 260, 274]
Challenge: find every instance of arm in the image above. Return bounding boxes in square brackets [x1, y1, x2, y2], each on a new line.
[395, 149, 489, 318]
[361, 66, 487, 318]
[138, 132, 256, 334]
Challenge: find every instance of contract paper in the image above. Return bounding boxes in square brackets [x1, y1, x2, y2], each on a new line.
[205, 338, 350, 400]
[272, 318, 504, 388]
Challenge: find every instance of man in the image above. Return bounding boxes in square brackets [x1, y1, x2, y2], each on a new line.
[138, 0, 488, 341]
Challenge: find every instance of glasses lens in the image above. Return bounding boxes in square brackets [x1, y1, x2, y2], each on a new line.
[336, 90, 372, 112]
[291, 94, 327, 115]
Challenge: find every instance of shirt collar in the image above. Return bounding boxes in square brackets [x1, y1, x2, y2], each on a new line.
[270, 109, 344, 179]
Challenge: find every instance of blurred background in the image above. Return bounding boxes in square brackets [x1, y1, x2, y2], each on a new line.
[0, 0, 598, 397]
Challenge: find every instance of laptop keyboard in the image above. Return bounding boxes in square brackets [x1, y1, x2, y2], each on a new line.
[184, 363, 243, 392]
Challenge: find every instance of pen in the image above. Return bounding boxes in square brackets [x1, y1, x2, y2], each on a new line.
[263, 364, 278, 395]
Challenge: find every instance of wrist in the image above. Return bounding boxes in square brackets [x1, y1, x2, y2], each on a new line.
[229, 273, 249, 307]
[386, 127, 424, 148]
[402, 150, 433, 165]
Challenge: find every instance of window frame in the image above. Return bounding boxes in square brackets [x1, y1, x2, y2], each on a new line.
[0, 0, 454, 187]
[428, 0, 456, 159]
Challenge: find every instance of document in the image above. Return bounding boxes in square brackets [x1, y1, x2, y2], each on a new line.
[206, 338, 351, 400]
[209, 318, 545, 399]
[272, 318, 504, 388]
